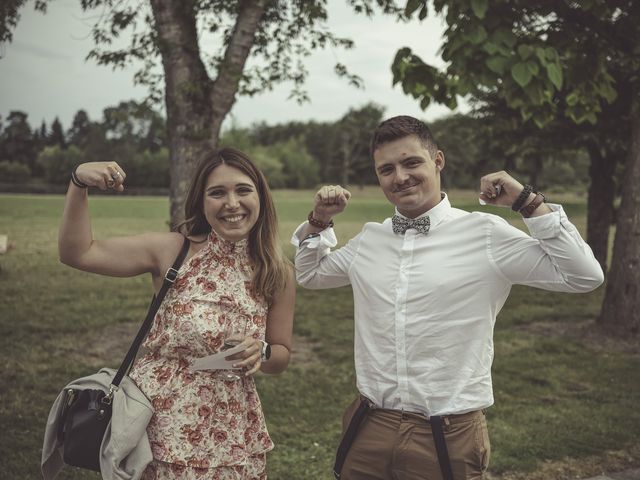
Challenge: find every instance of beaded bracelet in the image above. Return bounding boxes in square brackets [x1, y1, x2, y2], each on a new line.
[71, 166, 89, 188]
[511, 184, 533, 212]
[519, 192, 546, 218]
[307, 211, 334, 229]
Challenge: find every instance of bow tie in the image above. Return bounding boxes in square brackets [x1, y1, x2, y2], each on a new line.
[391, 214, 431, 235]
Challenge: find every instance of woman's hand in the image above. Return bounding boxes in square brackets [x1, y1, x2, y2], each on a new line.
[75, 162, 127, 191]
[225, 337, 264, 376]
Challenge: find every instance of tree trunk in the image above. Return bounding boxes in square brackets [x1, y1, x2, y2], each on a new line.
[150, 0, 267, 228]
[585, 142, 616, 273]
[598, 113, 640, 336]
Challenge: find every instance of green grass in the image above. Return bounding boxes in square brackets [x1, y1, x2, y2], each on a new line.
[0, 191, 638, 479]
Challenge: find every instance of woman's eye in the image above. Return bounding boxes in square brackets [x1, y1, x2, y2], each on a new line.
[209, 191, 224, 197]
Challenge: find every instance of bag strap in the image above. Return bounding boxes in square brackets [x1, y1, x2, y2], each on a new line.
[109, 236, 190, 390]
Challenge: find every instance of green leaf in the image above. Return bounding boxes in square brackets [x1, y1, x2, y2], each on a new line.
[470, 0, 488, 19]
[526, 60, 539, 76]
[420, 96, 431, 110]
[517, 45, 534, 60]
[404, 0, 423, 17]
[546, 63, 563, 89]
[483, 42, 500, 55]
[492, 28, 517, 47]
[468, 25, 488, 44]
[486, 56, 510, 74]
[511, 62, 533, 87]
[524, 81, 544, 105]
[566, 91, 579, 106]
[598, 82, 618, 103]
[545, 47, 559, 61]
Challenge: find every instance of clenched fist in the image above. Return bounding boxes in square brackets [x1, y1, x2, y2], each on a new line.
[312, 185, 351, 222]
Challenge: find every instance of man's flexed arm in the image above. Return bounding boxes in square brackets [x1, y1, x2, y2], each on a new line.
[294, 185, 357, 290]
[299, 185, 352, 239]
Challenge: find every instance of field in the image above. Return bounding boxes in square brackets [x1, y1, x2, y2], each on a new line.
[1, 189, 638, 480]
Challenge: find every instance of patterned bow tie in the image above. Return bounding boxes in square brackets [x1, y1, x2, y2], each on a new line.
[391, 214, 431, 235]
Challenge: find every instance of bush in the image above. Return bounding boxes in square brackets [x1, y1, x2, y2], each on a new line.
[126, 148, 170, 188]
[36, 145, 84, 184]
[0, 161, 31, 183]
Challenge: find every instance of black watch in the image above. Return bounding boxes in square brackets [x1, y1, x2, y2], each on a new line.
[260, 340, 271, 362]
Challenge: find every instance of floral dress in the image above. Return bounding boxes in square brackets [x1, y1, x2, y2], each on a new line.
[129, 232, 273, 479]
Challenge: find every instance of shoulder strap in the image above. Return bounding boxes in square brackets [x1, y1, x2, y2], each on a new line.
[110, 236, 190, 389]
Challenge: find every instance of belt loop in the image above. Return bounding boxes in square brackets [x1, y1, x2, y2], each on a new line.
[444, 416, 450, 427]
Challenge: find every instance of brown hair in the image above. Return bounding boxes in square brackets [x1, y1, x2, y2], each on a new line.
[370, 115, 438, 158]
[179, 147, 290, 303]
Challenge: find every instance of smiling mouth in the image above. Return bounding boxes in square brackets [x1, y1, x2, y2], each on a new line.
[221, 214, 246, 224]
[394, 184, 418, 193]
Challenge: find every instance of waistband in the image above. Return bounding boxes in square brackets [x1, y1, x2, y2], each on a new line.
[360, 397, 483, 425]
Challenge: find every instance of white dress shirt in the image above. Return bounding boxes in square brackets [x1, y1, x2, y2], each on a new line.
[291, 194, 603, 416]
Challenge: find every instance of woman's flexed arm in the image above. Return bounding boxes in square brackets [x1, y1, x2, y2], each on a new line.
[58, 161, 171, 278]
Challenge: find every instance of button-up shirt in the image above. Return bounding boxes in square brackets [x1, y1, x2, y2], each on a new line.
[291, 194, 603, 416]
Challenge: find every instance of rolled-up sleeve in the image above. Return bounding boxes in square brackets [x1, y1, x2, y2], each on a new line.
[291, 222, 359, 289]
[489, 204, 604, 292]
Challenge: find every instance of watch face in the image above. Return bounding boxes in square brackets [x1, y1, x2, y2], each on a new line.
[264, 343, 271, 360]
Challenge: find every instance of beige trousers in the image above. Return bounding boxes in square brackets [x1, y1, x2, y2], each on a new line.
[340, 398, 491, 480]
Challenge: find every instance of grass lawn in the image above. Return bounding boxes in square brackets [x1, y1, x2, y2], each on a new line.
[0, 189, 638, 480]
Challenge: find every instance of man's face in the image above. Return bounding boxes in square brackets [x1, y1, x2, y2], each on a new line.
[373, 135, 445, 218]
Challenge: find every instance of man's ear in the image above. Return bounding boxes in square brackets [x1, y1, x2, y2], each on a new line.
[435, 150, 445, 171]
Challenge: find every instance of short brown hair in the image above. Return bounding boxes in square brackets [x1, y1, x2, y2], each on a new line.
[371, 115, 438, 158]
[179, 147, 290, 303]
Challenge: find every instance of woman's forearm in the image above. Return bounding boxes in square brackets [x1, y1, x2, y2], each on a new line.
[260, 344, 290, 375]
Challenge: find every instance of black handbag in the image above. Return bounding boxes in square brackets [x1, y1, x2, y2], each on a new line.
[57, 237, 190, 472]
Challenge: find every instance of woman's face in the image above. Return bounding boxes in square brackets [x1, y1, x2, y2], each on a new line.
[203, 163, 260, 242]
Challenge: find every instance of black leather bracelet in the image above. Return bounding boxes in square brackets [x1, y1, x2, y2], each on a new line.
[511, 184, 533, 212]
[71, 166, 89, 188]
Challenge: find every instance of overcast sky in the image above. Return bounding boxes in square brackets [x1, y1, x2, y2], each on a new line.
[0, 0, 465, 131]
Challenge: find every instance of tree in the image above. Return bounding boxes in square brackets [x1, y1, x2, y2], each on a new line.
[48, 117, 65, 149]
[70, 0, 398, 226]
[335, 103, 385, 186]
[4, 0, 401, 222]
[392, 0, 640, 336]
[0, 111, 36, 172]
[0, 0, 47, 45]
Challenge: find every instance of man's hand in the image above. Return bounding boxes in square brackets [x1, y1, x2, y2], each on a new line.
[312, 185, 351, 222]
[479, 171, 528, 208]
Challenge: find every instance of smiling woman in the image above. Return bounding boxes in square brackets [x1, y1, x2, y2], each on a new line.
[201, 163, 261, 242]
[51, 147, 296, 479]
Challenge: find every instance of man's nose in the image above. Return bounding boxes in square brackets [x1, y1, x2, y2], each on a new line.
[394, 168, 410, 184]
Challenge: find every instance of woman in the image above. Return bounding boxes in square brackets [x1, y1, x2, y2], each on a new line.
[58, 148, 295, 479]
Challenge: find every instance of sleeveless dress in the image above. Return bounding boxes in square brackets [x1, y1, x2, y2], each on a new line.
[129, 232, 274, 478]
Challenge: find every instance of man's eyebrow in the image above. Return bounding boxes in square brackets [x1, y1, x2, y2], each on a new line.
[400, 155, 425, 164]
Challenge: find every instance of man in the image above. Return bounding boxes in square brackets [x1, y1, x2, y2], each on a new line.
[291, 116, 604, 480]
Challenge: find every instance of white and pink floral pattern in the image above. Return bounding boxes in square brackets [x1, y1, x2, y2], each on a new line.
[129, 232, 273, 472]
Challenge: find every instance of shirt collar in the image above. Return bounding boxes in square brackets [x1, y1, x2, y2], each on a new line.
[393, 193, 451, 230]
